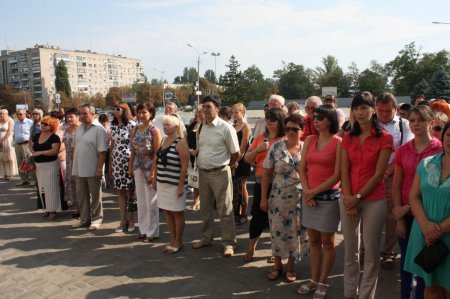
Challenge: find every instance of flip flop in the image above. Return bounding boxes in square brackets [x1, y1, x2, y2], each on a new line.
[166, 245, 183, 254]
[267, 267, 282, 280]
[286, 270, 297, 283]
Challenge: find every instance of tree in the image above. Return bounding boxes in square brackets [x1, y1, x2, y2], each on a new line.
[315, 55, 351, 97]
[273, 62, 311, 99]
[347, 62, 360, 94]
[356, 61, 389, 96]
[105, 86, 132, 106]
[0, 85, 22, 112]
[90, 92, 106, 108]
[385, 42, 421, 96]
[72, 92, 90, 107]
[427, 66, 450, 100]
[219, 55, 245, 104]
[136, 82, 152, 103]
[204, 69, 217, 84]
[55, 60, 72, 99]
[241, 65, 275, 103]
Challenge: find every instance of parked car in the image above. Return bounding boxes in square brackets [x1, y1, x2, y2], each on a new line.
[95, 108, 106, 114]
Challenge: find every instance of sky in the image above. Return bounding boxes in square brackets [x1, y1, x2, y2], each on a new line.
[2, 0, 450, 82]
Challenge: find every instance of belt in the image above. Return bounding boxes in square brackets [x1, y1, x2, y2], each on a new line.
[199, 165, 227, 173]
[17, 141, 29, 145]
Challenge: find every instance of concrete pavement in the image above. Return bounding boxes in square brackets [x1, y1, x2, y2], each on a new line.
[0, 177, 400, 299]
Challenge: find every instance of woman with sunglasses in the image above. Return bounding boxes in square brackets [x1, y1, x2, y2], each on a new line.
[30, 116, 62, 220]
[431, 111, 448, 140]
[242, 108, 286, 263]
[298, 105, 342, 298]
[261, 113, 308, 283]
[155, 114, 190, 254]
[392, 106, 442, 299]
[110, 102, 136, 233]
[341, 92, 393, 299]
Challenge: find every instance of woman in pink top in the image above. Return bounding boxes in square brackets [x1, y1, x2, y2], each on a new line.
[298, 105, 342, 298]
[341, 92, 393, 299]
[392, 105, 442, 299]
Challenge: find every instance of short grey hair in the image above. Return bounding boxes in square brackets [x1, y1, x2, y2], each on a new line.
[306, 96, 322, 106]
[80, 104, 96, 114]
[268, 94, 285, 106]
[0, 109, 8, 115]
[166, 101, 177, 111]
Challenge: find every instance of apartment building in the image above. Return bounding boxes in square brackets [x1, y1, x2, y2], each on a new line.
[0, 44, 145, 109]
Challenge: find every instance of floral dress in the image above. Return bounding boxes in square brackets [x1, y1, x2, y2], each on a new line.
[132, 125, 157, 175]
[111, 121, 136, 189]
[263, 140, 309, 259]
[62, 126, 77, 204]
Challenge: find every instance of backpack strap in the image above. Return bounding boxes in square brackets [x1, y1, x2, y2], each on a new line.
[399, 117, 403, 145]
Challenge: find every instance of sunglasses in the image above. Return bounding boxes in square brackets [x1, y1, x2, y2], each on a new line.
[284, 126, 301, 133]
[41, 122, 49, 126]
[113, 107, 123, 112]
[265, 116, 278, 122]
[433, 126, 443, 132]
[32, 112, 40, 115]
[313, 114, 326, 121]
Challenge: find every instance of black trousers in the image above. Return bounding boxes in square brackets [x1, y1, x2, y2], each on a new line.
[249, 182, 271, 239]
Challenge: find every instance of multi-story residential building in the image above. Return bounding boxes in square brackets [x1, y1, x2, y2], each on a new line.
[0, 44, 145, 109]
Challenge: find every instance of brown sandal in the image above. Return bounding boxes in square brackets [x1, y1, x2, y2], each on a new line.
[286, 270, 297, 283]
[243, 252, 253, 263]
[136, 234, 146, 240]
[267, 266, 282, 280]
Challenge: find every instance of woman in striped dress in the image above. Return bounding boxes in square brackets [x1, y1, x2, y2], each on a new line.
[155, 114, 190, 254]
[30, 116, 62, 220]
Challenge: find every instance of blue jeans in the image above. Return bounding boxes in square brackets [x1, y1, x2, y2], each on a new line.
[398, 214, 425, 299]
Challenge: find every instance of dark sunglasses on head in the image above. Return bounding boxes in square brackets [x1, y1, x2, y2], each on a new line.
[433, 126, 443, 132]
[313, 114, 326, 121]
[113, 107, 123, 112]
[284, 126, 301, 133]
[41, 122, 49, 126]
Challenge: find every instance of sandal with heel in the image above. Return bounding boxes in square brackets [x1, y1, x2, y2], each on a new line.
[314, 282, 329, 299]
[298, 280, 317, 294]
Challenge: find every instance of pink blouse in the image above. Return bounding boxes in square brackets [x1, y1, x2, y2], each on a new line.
[395, 137, 442, 205]
[305, 135, 340, 190]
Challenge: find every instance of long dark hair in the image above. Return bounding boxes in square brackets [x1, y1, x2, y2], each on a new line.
[264, 108, 286, 138]
[111, 102, 133, 125]
[350, 91, 383, 137]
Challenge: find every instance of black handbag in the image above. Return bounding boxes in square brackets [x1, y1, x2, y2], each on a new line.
[127, 187, 137, 212]
[414, 240, 449, 273]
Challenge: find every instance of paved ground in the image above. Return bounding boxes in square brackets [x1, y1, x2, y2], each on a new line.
[0, 177, 400, 299]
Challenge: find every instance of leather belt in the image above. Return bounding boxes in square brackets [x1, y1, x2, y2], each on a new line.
[199, 165, 227, 173]
[17, 141, 29, 145]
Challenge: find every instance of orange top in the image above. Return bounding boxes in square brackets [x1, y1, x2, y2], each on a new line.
[249, 133, 284, 177]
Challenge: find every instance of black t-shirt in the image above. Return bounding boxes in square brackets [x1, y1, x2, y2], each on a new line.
[32, 133, 61, 163]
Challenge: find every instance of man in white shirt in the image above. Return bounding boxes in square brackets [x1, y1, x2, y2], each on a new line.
[13, 109, 35, 186]
[376, 93, 413, 269]
[71, 105, 108, 231]
[192, 96, 240, 257]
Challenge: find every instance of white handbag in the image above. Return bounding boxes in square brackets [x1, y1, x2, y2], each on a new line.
[187, 158, 199, 189]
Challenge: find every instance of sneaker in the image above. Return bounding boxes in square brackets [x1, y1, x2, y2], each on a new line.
[16, 181, 29, 186]
[192, 240, 212, 249]
[72, 222, 89, 229]
[223, 246, 234, 257]
[88, 223, 101, 231]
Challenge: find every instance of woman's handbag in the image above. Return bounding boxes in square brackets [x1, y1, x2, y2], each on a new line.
[19, 157, 36, 173]
[127, 184, 137, 212]
[414, 240, 449, 273]
[187, 159, 199, 189]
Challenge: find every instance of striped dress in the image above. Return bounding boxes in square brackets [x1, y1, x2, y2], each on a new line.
[156, 137, 187, 212]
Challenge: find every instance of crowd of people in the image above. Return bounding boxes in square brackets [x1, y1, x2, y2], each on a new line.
[1, 91, 449, 299]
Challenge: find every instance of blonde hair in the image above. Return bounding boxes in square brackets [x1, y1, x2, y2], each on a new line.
[434, 111, 449, 123]
[162, 114, 184, 138]
[231, 102, 246, 116]
[0, 109, 8, 116]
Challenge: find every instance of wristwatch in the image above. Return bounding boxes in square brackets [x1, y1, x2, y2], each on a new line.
[356, 193, 362, 200]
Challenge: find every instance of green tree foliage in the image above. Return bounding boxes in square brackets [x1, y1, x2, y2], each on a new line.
[105, 86, 132, 106]
[315, 56, 352, 97]
[356, 61, 389, 96]
[426, 66, 450, 100]
[241, 65, 276, 103]
[72, 92, 90, 107]
[204, 69, 217, 84]
[0, 85, 31, 112]
[90, 92, 106, 108]
[385, 42, 421, 96]
[135, 82, 151, 103]
[274, 62, 312, 99]
[219, 55, 245, 105]
[55, 60, 72, 99]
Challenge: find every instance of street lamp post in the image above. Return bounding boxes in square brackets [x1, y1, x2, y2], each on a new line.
[432, 21, 450, 25]
[211, 52, 220, 83]
[187, 44, 207, 108]
[153, 68, 165, 108]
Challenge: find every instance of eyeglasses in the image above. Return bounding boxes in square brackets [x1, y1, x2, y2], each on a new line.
[265, 116, 278, 122]
[113, 107, 123, 112]
[433, 126, 443, 132]
[305, 106, 315, 111]
[284, 127, 301, 133]
[41, 122, 49, 127]
[32, 112, 40, 115]
[313, 114, 326, 121]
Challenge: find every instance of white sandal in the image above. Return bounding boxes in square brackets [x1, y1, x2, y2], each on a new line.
[313, 282, 329, 299]
[298, 280, 317, 294]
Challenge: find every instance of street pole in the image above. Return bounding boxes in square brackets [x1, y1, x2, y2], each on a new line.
[211, 52, 220, 83]
[187, 44, 207, 108]
[432, 21, 450, 25]
[153, 68, 165, 108]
